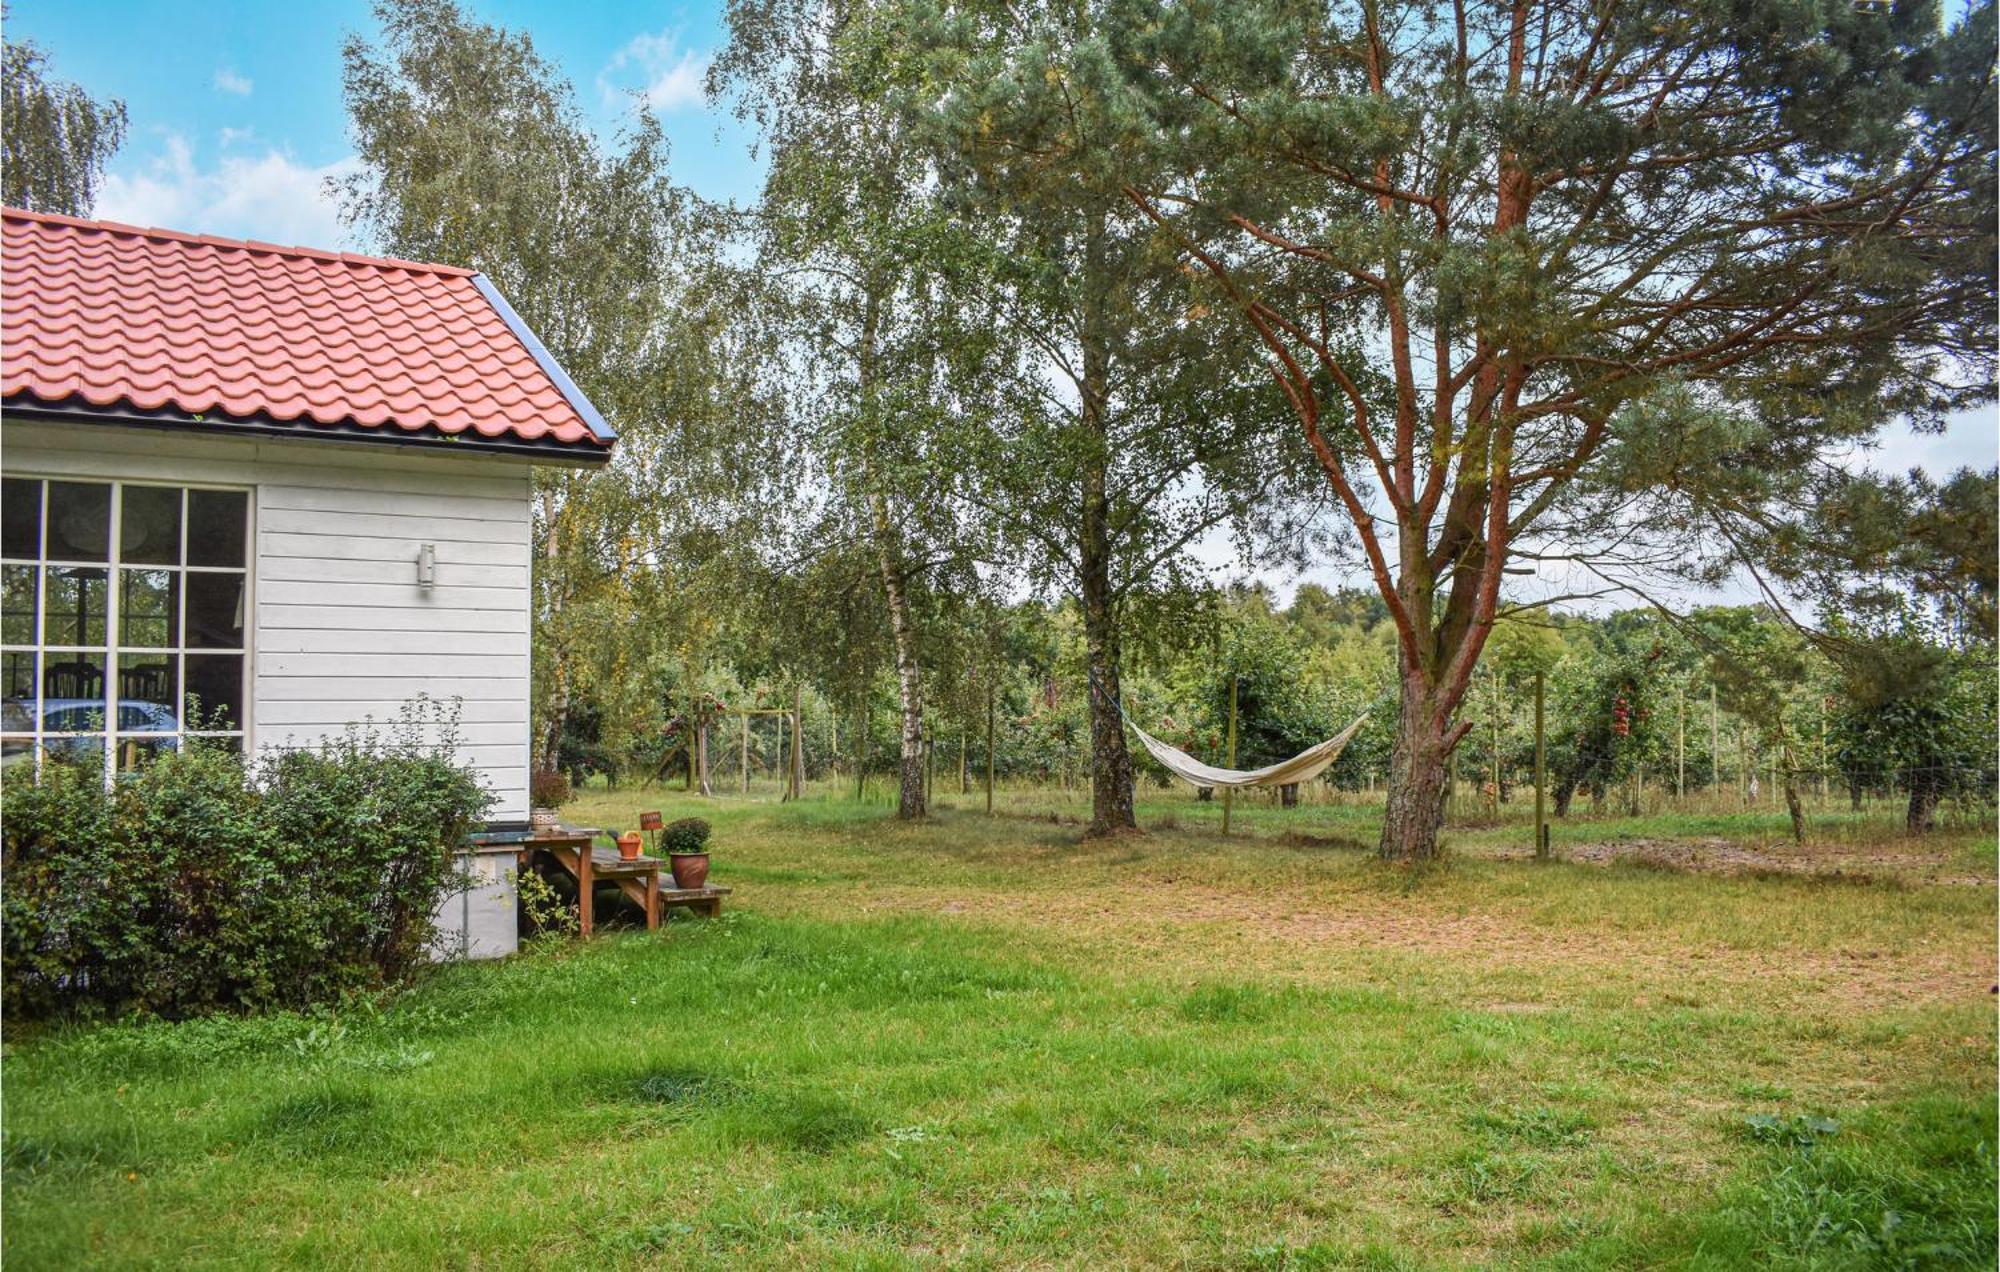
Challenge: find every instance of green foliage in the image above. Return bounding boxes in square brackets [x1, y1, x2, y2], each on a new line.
[1828, 627, 1997, 829]
[888, 0, 1993, 857]
[1169, 606, 1332, 769]
[661, 817, 712, 856]
[336, 0, 790, 781]
[1, 702, 492, 1021]
[1698, 1099, 1997, 1268]
[515, 869, 577, 942]
[0, 27, 127, 214]
[1741, 1112, 1843, 1149]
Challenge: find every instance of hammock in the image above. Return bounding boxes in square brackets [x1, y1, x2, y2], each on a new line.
[1125, 713, 1370, 792]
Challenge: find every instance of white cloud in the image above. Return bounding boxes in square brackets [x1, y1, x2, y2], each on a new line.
[601, 30, 710, 113]
[96, 133, 358, 250]
[212, 69, 253, 96]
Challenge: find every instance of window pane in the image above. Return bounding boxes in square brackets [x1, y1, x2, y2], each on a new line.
[40, 653, 106, 729]
[116, 736, 175, 773]
[45, 482, 110, 561]
[117, 654, 177, 730]
[2, 479, 40, 559]
[4, 651, 36, 728]
[1, 736, 33, 772]
[3, 565, 37, 644]
[120, 486, 182, 565]
[44, 567, 108, 646]
[119, 569, 180, 647]
[185, 572, 245, 649]
[184, 653, 243, 730]
[187, 490, 247, 567]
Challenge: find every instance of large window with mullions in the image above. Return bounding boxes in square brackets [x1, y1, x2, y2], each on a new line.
[2, 476, 249, 779]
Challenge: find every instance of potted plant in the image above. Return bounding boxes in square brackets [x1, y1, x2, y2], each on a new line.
[616, 830, 643, 861]
[529, 769, 571, 832]
[662, 817, 711, 889]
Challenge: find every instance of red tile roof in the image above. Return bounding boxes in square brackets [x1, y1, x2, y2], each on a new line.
[0, 208, 613, 455]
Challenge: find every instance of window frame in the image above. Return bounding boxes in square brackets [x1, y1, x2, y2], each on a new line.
[1, 475, 254, 782]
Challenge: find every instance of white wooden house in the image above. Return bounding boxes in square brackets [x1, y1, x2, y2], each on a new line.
[0, 209, 612, 853]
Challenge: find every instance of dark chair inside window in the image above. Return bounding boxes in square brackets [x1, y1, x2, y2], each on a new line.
[119, 663, 171, 703]
[43, 660, 104, 700]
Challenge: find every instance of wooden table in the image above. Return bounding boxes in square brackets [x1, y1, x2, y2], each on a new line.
[505, 829, 729, 936]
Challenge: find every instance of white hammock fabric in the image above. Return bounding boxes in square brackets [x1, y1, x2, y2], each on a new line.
[1126, 714, 1370, 791]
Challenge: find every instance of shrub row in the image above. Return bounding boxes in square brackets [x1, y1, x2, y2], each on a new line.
[2, 704, 492, 1021]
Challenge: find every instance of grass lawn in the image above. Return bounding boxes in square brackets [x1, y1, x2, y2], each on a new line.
[4, 786, 1995, 1268]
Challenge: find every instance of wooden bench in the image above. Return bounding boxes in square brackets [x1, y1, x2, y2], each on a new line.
[658, 885, 731, 919]
[509, 830, 729, 935]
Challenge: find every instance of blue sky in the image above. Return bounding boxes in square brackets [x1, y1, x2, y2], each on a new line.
[8, 1, 1992, 605]
[6, 0, 765, 245]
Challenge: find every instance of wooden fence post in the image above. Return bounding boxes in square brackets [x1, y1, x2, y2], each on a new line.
[1489, 665, 1502, 819]
[1222, 675, 1239, 835]
[1739, 722, 1751, 804]
[1676, 684, 1685, 799]
[685, 662, 697, 793]
[855, 695, 867, 802]
[741, 710, 750, 796]
[788, 685, 804, 800]
[985, 683, 996, 815]
[1710, 683, 1720, 798]
[1534, 668, 1548, 859]
[1819, 702, 1829, 800]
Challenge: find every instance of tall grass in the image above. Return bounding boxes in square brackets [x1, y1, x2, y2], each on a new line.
[4, 792, 1992, 1268]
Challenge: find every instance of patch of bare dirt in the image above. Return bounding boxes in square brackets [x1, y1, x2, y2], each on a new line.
[1561, 837, 1994, 886]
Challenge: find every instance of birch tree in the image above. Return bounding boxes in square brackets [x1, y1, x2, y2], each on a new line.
[716, 0, 1003, 819]
[1, 27, 126, 215]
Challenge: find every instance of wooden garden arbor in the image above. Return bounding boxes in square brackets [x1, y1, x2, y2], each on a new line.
[686, 683, 805, 800]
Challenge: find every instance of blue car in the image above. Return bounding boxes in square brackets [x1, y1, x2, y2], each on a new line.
[1, 698, 182, 768]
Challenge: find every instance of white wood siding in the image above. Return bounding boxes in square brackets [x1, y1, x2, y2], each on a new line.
[1, 419, 537, 820]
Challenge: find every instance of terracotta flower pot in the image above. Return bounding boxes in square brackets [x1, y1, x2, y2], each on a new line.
[670, 852, 709, 890]
[617, 831, 643, 861]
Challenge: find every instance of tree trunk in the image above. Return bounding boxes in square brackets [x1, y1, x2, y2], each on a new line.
[874, 518, 926, 819]
[1081, 575, 1136, 836]
[1280, 783, 1299, 808]
[858, 285, 925, 820]
[534, 484, 568, 773]
[1078, 221, 1136, 838]
[1379, 675, 1453, 861]
[696, 719, 713, 797]
[1779, 729, 1803, 845]
[1905, 768, 1943, 834]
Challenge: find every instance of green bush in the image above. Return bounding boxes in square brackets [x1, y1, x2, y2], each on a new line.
[1, 700, 492, 1021]
[660, 817, 711, 855]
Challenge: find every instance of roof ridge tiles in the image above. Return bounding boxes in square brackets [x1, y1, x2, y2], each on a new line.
[0, 206, 479, 278]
